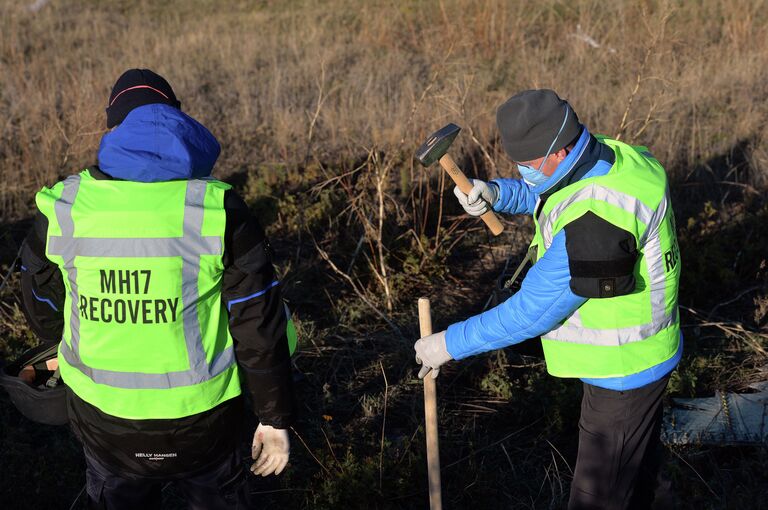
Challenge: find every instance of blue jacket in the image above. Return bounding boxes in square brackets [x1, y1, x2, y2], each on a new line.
[445, 128, 682, 390]
[98, 103, 220, 182]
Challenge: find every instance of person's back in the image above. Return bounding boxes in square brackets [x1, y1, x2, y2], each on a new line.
[20, 69, 296, 509]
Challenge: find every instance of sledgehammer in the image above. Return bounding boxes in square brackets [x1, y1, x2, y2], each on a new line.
[416, 123, 504, 236]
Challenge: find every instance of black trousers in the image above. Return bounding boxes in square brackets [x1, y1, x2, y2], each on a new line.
[568, 375, 669, 510]
[84, 446, 252, 510]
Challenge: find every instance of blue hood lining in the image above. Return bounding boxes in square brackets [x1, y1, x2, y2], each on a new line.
[97, 103, 221, 183]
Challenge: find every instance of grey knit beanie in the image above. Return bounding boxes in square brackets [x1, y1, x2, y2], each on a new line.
[496, 89, 581, 162]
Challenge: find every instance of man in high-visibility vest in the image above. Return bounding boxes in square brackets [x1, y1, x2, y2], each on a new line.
[19, 69, 297, 509]
[414, 89, 682, 508]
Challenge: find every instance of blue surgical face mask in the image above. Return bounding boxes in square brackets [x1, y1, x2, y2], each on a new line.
[517, 108, 570, 188]
[517, 162, 549, 186]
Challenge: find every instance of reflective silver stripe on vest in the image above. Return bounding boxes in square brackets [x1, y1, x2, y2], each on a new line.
[58, 341, 235, 390]
[181, 181, 209, 376]
[643, 192, 672, 331]
[48, 236, 221, 258]
[55, 176, 82, 354]
[539, 184, 677, 345]
[566, 309, 583, 327]
[538, 184, 656, 250]
[49, 177, 234, 389]
[547, 307, 678, 346]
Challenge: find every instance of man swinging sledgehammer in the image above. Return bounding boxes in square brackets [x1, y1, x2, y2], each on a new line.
[414, 89, 682, 509]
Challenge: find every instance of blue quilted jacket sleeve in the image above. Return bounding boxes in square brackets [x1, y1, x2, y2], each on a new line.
[445, 230, 587, 360]
[491, 178, 538, 215]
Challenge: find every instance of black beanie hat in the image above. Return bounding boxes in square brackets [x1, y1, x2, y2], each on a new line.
[496, 89, 581, 162]
[106, 69, 181, 128]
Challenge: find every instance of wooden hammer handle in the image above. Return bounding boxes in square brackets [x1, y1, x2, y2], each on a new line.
[418, 298, 443, 510]
[438, 154, 504, 236]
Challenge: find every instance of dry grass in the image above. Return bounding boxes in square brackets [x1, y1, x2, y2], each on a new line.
[2, 1, 768, 508]
[1, 0, 768, 219]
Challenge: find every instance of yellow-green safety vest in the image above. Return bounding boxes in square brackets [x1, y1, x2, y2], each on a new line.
[36, 169, 296, 420]
[530, 137, 681, 378]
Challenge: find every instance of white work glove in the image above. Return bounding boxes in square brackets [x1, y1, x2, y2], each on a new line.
[414, 330, 453, 379]
[251, 423, 290, 476]
[453, 179, 499, 217]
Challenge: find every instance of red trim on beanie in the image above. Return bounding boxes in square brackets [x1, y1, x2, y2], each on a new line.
[109, 85, 170, 106]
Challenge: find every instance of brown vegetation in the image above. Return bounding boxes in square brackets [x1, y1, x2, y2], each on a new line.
[2, 0, 767, 217]
[1, 0, 767, 508]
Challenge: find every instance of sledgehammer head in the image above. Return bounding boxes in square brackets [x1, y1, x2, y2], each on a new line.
[415, 123, 461, 166]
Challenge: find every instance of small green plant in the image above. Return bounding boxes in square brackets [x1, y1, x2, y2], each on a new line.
[480, 370, 513, 400]
[667, 367, 698, 398]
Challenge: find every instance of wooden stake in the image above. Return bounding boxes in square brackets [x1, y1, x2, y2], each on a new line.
[418, 297, 443, 510]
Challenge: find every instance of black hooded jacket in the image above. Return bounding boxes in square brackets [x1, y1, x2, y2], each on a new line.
[19, 105, 295, 478]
